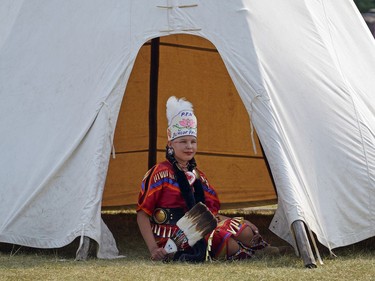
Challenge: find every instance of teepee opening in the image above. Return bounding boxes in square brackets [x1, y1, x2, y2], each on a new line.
[102, 34, 277, 209]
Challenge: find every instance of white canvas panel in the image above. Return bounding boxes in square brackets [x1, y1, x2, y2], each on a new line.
[0, 0, 134, 257]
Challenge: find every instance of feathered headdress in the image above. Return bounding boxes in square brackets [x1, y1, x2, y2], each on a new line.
[166, 96, 197, 141]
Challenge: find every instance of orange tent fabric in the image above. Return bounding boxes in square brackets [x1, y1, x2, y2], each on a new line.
[102, 35, 277, 208]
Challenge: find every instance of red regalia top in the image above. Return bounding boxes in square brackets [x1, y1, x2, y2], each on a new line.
[137, 160, 256, 259]
[137, 160, 220, 217]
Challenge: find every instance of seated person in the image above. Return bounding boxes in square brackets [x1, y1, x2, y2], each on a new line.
[137, 96, 284, 261]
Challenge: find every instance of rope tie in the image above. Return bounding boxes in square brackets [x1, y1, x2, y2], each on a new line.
[306, 224, 326, 265]
[75, 223, 86, 257]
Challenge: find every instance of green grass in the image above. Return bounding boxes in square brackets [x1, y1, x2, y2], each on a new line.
[1, 211, 374, 281]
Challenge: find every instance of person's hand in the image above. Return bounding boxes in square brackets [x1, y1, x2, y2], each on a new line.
[150, 247, 167, 261]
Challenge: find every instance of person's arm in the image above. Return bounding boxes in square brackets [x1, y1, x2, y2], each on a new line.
[137, 210, 167, 260]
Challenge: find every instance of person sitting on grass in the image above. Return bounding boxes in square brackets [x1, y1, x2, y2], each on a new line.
[137, 96, 286, 262]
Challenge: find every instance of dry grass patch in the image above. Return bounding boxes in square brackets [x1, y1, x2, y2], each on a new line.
[1, 251, 375, 281]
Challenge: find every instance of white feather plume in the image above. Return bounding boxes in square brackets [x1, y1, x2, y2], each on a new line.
[166, 96, 194, 126]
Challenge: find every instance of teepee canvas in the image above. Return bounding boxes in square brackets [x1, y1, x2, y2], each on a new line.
[1, 0, 374, 258]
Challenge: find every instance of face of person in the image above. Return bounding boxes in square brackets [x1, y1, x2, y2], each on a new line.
[168, 136, 197, 164]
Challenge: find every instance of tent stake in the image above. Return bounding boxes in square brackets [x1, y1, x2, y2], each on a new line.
[292, 220, 317, 268]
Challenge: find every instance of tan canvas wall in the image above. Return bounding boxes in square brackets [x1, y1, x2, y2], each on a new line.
[102, 35, 277, 208]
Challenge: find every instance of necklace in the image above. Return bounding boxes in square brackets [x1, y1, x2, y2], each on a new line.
[177, 161, 189, 171]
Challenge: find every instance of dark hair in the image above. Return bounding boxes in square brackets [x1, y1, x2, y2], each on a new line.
[166, 146, 205, 209]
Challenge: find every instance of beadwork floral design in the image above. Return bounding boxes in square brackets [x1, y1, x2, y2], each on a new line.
[174, 118, 196, 129]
